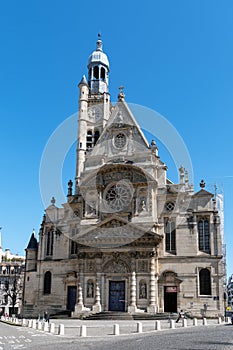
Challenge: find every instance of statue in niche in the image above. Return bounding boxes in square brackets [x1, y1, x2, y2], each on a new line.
[87, 201, 96, 217]
[139, 282, 147, 299]
[87, 281, 94, 298]
[139, 199, 147, 214]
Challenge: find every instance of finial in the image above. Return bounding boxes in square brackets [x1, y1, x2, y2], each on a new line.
[185, 170, 189, 185]
[51, 196, 56, 205]
[150, 140, 158, 156]
[96, 33, 103, 51]
[179, 166, 185, 184]
[179, 166, 185, 173]
[118, 85, 125, 101]
[200, 179, 205, 188]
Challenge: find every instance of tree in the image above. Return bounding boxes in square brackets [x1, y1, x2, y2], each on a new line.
[3, 273, 23, 316]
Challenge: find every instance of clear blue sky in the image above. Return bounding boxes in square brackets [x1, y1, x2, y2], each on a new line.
[0, 1, 233, 277]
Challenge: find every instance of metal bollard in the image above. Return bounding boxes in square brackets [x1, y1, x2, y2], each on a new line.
[59, 324, 65, 335]
[170, 320, 175, 329]
[80, 325, 87, 337]
[28, 319, 32, 328]
[32, 320, 37, 329]
[113, 324, 120, 335]
[155, 320, 161, 331]
[182, 319, 187, 327]
[37, 321, 42, 330]
[218, 317, 222, 324]
[193, 318, 198, 326]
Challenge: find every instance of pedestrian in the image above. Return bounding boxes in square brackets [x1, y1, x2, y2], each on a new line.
[44, 311, 49, 323]
[176, 309, 185, 323]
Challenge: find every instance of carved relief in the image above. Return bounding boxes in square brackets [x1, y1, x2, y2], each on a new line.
[137, 260, 148, 272]
[86, 260, 96, 273]
[103, 260, 129, 273]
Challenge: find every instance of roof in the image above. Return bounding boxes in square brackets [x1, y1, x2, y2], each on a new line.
[26, 232, 38, 250]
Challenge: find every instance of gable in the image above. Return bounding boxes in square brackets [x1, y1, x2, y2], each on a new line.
[75, 216, 162, 249]
[85, 100, 151, 161]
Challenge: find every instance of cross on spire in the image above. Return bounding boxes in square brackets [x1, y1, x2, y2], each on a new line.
[118, 85, 125, 101]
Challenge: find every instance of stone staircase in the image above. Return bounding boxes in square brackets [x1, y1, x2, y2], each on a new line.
[83, 311, 177, 320]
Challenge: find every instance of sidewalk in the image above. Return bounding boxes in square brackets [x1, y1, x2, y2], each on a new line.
[1, 316, 229, 338]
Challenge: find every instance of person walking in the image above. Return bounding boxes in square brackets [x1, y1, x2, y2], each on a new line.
[176, 309, 185, 323]
[44, 311, 49, 323]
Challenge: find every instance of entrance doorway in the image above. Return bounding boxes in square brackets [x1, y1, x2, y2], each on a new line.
[67, 286, 77, 312]
[109, 281, 126, 311]
[164, 286, 177, 312]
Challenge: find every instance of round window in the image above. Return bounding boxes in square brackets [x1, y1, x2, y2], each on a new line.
[105, 183, 132, 211]
[114, 133, 126, 149]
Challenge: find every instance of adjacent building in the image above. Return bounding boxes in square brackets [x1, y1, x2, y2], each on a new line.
[0, 232, 25, 316]
[227, 274, 233, 309]
[23, 37, 225, 318]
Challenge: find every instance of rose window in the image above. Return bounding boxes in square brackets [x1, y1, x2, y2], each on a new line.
[105, 183, 132, 211]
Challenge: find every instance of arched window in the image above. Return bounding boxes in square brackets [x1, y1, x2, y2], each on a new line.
[86, 130, 93, 150]
[94, 130, 100, 145]
[198, 218, 210, 253]
[93, 66, 99, 80]
[165, 219, 176, 254]
[139, 280, 147, 299]
[70, 240, 78, 255]
[199, 268, 211, 295]
[100, 67, 105, 80]
[86, 279, 94, 298]
[88, 68, 91, 81]
[46, 230, 54, 256]
[44, 271, 52, 294]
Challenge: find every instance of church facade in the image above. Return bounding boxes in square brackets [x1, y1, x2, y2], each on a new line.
[23, 37, 225, 318]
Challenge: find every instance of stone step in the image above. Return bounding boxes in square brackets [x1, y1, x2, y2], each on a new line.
[83, 311, 178, 321]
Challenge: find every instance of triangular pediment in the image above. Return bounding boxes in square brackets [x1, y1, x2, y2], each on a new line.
[193, 189, 214, 197]
[85, 100, 151, 162]
[105, 100, 149, 147]
[74, 215, 162, 249]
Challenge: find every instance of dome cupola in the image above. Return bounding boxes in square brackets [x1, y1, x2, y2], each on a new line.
[87, 34, 110, 94]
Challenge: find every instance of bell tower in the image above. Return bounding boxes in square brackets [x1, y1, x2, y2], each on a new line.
[75, 36, 111, 189]
[88, 34, 109, 94]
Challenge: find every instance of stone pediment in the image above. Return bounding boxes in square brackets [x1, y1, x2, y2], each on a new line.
[193, 189, 214, 197]
[84, 101, 151, 163]
[75, 215, 162, 249]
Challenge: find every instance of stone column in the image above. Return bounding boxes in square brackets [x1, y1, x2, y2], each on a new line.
[77, 283, 84, 306]
[147, 251, 157, 313]
[128, 271, 137, 313]
[74, 254, 90, 314]
[93, 272, 102, 313]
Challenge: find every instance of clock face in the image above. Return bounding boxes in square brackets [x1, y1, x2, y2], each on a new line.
[88, 105, 102, 122]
